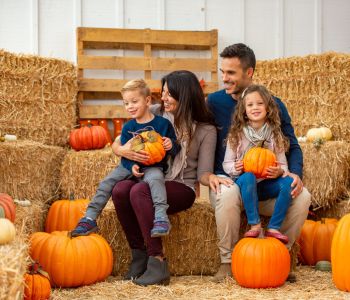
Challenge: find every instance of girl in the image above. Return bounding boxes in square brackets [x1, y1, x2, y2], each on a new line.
[223, 84, 293, 244]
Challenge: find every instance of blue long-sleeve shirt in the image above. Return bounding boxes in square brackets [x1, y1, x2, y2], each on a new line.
[207, 89, 303, 178]
[120, 115, 180, 172]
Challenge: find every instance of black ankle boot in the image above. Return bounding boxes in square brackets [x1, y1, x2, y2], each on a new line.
[134, 256, 170, 286]
[123, 249, 148, 280]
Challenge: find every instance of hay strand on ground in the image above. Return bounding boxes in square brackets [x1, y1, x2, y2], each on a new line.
[0, 237, 28, 300]
[50, 266, 348, 300]
[0, 140, 67, 203]
[255, 52, 350, 141]
[0, 49, 78, 146]
[300, 141, 350, 208]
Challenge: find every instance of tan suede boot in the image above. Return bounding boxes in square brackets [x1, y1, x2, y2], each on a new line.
[211, 263, 232, 283]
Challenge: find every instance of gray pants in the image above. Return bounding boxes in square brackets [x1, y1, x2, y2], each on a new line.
[85, 165, 169, 223]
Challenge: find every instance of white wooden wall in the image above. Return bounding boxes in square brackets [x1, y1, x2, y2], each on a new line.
[1, 0, 349, 63]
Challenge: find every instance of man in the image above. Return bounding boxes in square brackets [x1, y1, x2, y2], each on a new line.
[207, 43, 311, 282]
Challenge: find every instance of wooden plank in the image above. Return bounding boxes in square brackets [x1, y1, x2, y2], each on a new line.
[78, 27, 216, 48]
[210, 30, 218, 82]
[79, 79, 218, 94]
[79, 105, 128, 119]
[144, 43, 152, 79]
[79, 79, 162, 92]
[78, 55, 216, 71]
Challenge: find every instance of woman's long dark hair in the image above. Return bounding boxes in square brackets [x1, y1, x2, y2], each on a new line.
[161, 70, 215, 140]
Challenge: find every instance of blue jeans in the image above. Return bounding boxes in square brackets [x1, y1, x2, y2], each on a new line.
[235, 172, 293, 230]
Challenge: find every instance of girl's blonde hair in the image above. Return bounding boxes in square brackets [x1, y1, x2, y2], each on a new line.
[227, 84, 289, 152]
[121, 79, 151, 97]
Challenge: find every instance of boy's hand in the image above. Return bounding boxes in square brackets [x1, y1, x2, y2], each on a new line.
[162, 137, 173, 151]
[234, 160, 244, 173]
[132, 164, 144, 178]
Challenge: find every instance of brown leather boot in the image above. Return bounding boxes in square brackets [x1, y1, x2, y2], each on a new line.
[123, 249, 148, 280]
[211, 263, 232, 283]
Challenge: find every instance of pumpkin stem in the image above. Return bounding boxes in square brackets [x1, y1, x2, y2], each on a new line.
[28, 259, 50, 280]
[255, 140, 266, 148]
[69, 193, 75, 201]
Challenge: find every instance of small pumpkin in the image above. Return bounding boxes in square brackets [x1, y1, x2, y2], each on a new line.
[306, 127, 332, 143]
[315, 260, 332, 272]
[0, 193, 16, 222]
[243, 142, 277, 179]
[30, 231, 113, 287]
[231, 237, 290, 288]
[298, 218, 338, 265]
[24, 261, 51, 300]
[131, 130, 166, 165]
[45, 197, 89, 233]
[69, 125, 109, 151]
[0, 218, 16, 245]
[332, 213, 350, 291]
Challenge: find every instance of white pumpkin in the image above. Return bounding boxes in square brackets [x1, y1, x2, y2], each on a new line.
[306, 127, 332, 142]
[0, 218, 16, 244]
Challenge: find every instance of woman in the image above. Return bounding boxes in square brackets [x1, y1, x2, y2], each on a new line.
[111, 71, 232, 286]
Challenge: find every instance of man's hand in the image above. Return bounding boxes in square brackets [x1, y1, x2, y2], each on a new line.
[132, 165, 144, 178]
[162, 137, 172, 151]
[266, 165, 284, 179]
[283, 171, 303, 198]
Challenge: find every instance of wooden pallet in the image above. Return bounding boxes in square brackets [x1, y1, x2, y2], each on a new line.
[77, 27, 218, 119]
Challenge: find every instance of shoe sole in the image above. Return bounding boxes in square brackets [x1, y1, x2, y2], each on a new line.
[134, 277, 170, 286]
[70, 226, 98, 237]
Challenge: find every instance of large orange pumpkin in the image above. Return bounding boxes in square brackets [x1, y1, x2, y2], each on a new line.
[69, 125, 108, 151]
[331, 213, 350, 292]
[30, 231, 113, 288]
[0, 193, 16, 222]
[298, 218, 338, 265]
[232, 237, 290, 288]
[243, 145, 276, 179]
[45, 198, 89, 233]
[131, 130, 166, 165]
[24, 261, 51, 300]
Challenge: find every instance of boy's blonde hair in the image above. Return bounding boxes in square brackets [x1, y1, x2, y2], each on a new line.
[121, 79, 151, 97]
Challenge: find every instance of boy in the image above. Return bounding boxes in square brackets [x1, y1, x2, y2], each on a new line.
[71, 79, 180, 238]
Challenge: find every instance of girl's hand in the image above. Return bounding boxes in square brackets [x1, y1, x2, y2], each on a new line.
[266, 165, 284, 179]
[132, 164, 144, 178]
[162, 137, 172, 151]
[234, 160, 244, 173]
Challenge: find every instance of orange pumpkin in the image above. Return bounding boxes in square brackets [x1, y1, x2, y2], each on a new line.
[332, 214, 350, 291]
[232, 237, 290, 288]
[69, 125, 108, 151]
[131, 130, 166, 165]
[30, 231, 113, 287]
[45, 198, 89, 233]
[243, 144, 276, 179]
[0, 193, 16, 222]
[298, 218, 338, 265]
[24, 261, 51, 300]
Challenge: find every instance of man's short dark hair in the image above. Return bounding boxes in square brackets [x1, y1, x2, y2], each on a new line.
[220, 43, 256, 71]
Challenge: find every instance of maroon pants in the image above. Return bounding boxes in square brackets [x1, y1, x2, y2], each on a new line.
[112, 179, 196, 257]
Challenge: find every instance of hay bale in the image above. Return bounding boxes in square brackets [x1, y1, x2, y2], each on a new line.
[313, 198, 350, 220]
[0, 237, 28, 300]
[14, 201, 48, 236]
[301, 141, 350, 208]
[0, 49, 78, 146]
[98, 201, 220, 276]
[0, 140, 67, 202]
[255, 52, 350, 140]
[60, 147, 120, 199]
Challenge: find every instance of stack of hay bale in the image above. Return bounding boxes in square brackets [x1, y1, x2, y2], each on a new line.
[0, 50, 77, 298]
[255, 52, 350, 213]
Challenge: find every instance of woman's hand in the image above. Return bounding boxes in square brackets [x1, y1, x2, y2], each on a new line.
[112, 138, 150, 163]
[200, 172, 233, 194]
[162, 137, 172, 151]
[132, 164, 144, 178]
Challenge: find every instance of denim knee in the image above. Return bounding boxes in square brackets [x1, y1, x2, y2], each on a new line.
[279, 176, 293, 193]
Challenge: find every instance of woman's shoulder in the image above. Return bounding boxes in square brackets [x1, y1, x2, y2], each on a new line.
[196, 123, 216, 132]
[150, 103, 162, 115]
